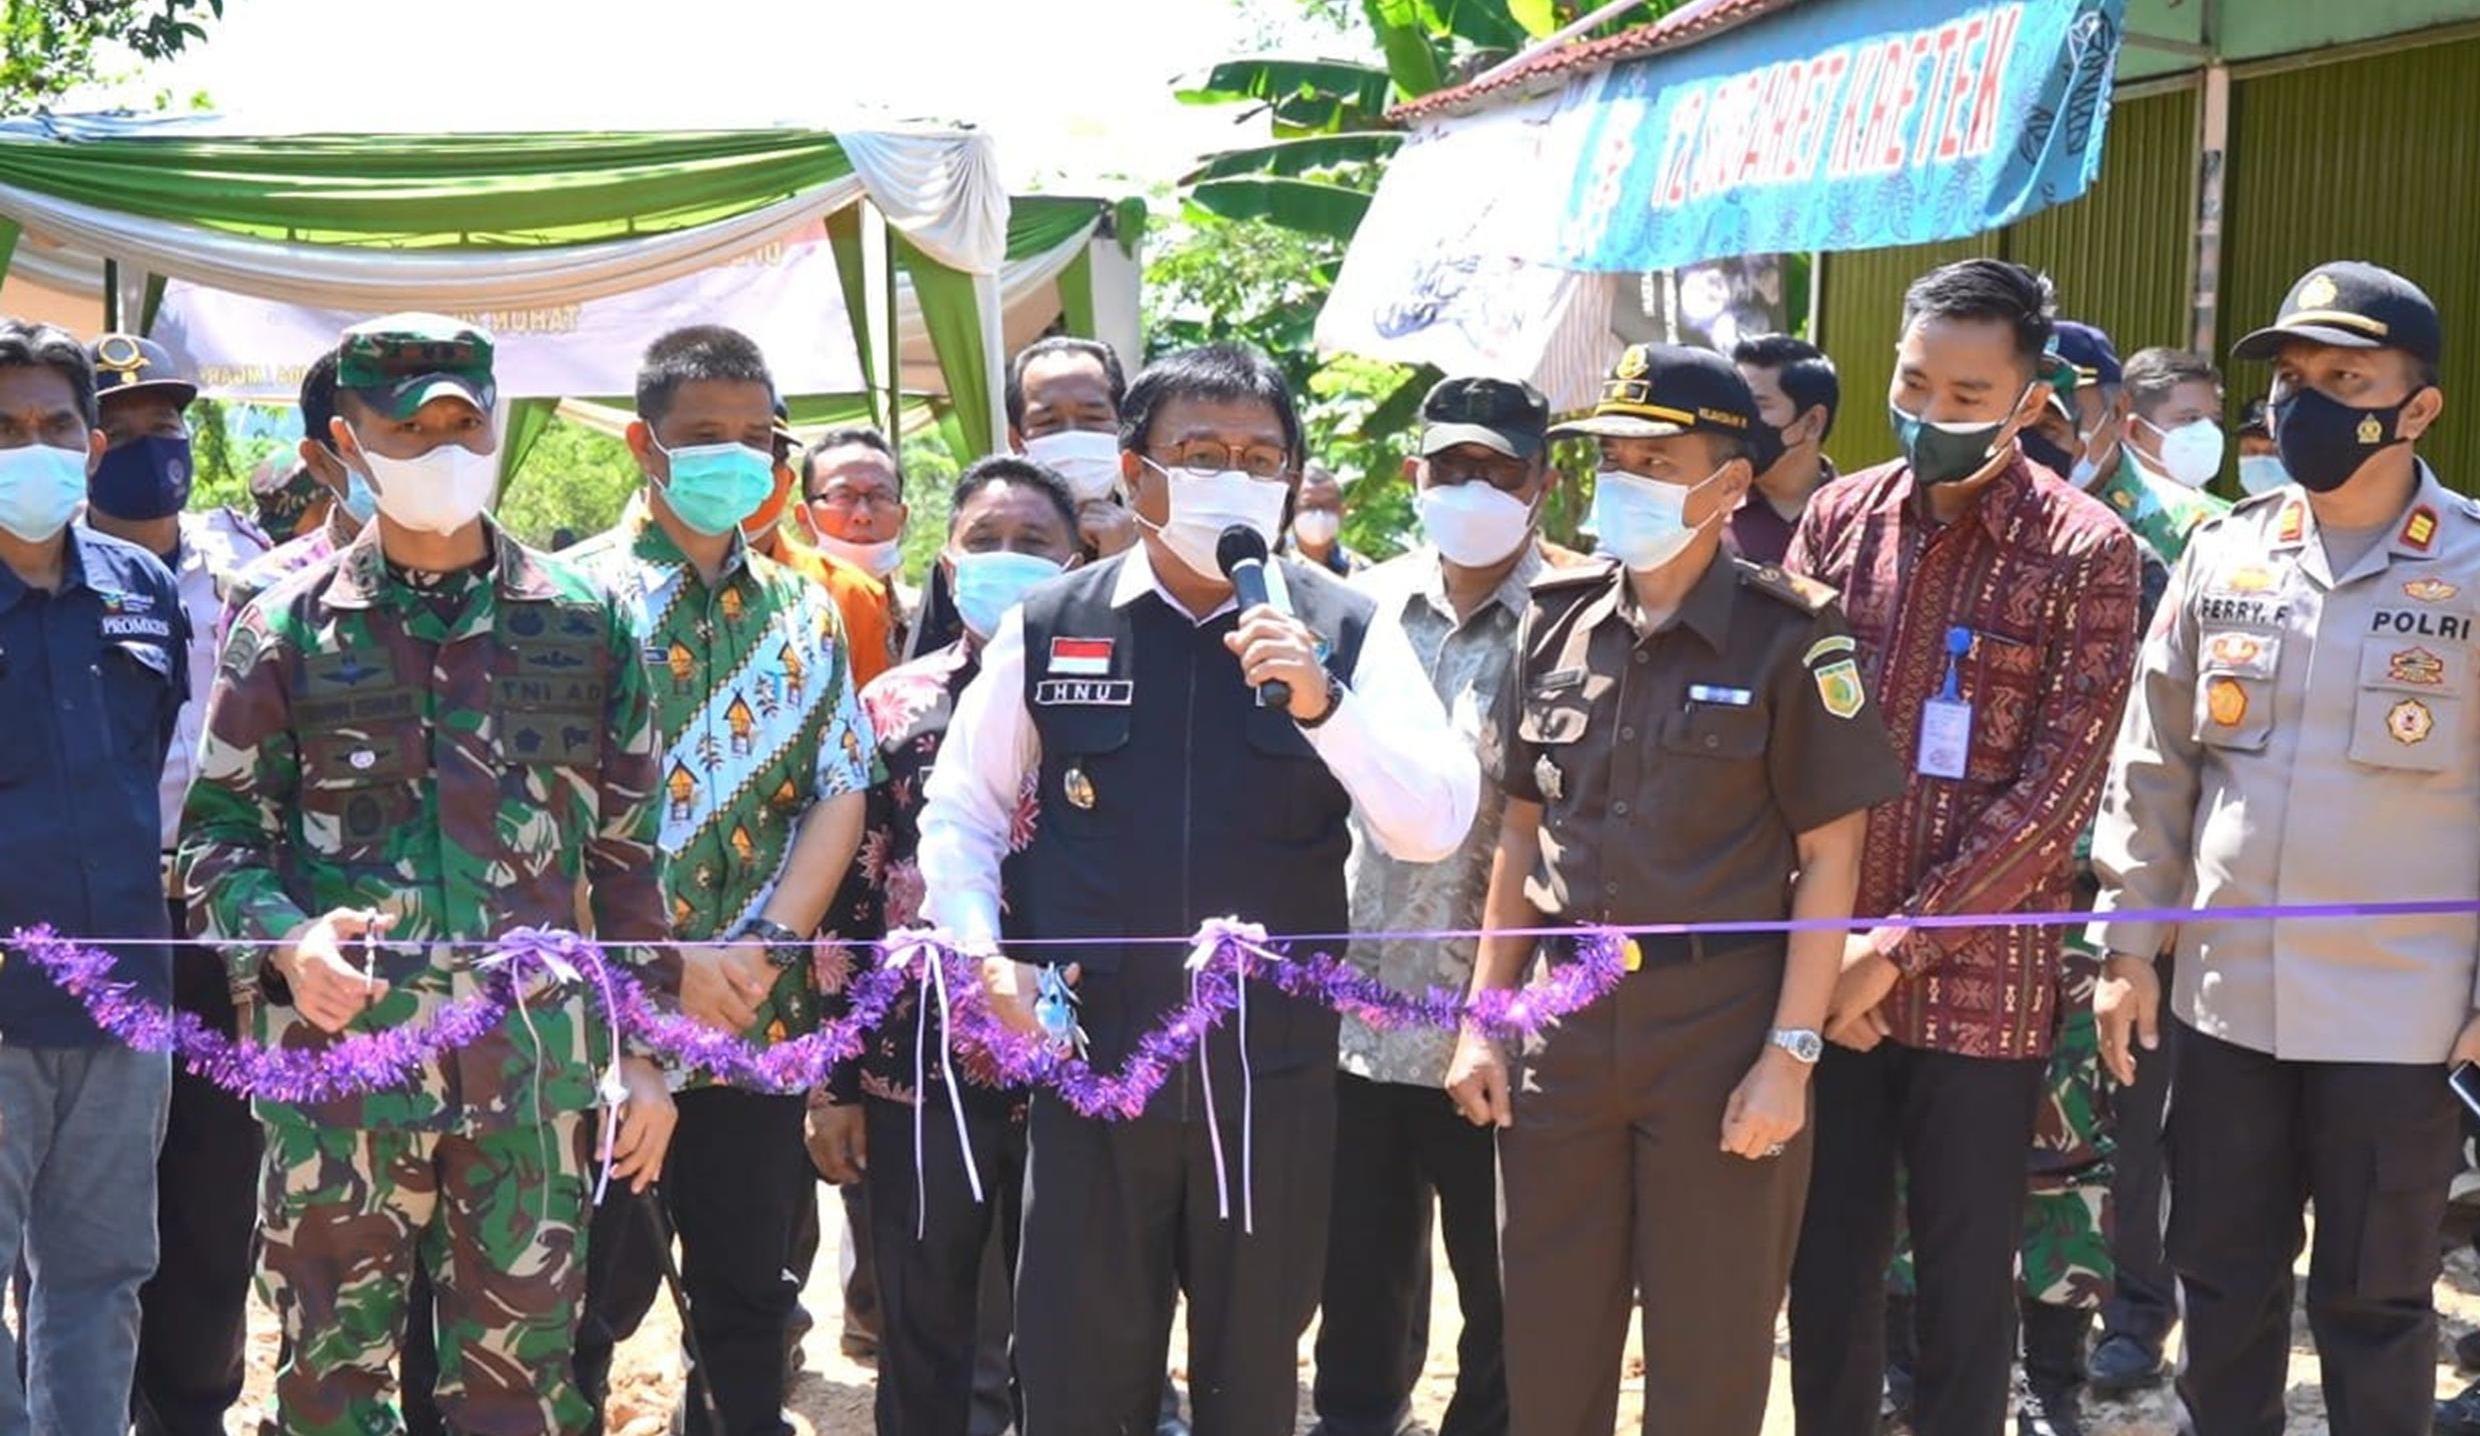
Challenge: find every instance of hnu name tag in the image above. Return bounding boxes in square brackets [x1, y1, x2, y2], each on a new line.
[1033, 679, 1134, 707]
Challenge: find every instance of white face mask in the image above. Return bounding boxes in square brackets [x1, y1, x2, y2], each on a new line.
[1417, 481, 1534, 568]
[1291, 509, 1341, 547]
[0, 441, 89, 543]
[1021, 429, 1123, 504]
[350, 429, 497, 535]
[2237, 453, 2289, 497]
[2135, 416, 2227, 489]
[1137, 460, 1291, 582]
[1591, 466, 1724, 573]
[811, 531, 906, 579]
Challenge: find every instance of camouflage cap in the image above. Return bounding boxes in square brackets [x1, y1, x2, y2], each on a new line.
[337, 312, 497, 421]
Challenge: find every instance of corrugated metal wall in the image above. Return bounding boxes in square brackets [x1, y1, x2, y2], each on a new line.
[2223, 33, 2480, 483]
[1816, 87, 2197, 477]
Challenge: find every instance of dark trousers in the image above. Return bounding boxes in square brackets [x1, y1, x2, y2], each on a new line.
[1788, 1040, 2045, 1436]
[2101, 955, 2178, 1352]
[571, 1086, 814, 1436]
[1501, 946, 1802, 1436]
[1311, 1072, 1506, 1436]
[2166, 1022, 2458, 1436]
[130, 937, 261, 1436]
[861, 1094, 1026, 1436]
[1015, 1078, 1334, 1436]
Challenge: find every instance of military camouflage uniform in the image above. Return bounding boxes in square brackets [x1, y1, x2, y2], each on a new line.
[179, 523, 672, 1436]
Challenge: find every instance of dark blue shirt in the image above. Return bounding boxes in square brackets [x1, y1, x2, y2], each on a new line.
[0, 526, 187, 1046]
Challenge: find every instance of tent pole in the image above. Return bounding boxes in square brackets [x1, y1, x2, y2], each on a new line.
[885, 204, 902, 440]
[103, 258, 120, 332]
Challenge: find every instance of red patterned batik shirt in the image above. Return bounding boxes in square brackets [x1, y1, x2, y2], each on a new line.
[1786, 454, 2140, 1059]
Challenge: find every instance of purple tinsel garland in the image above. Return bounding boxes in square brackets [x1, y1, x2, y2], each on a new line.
[6, 922, 1628, 1117]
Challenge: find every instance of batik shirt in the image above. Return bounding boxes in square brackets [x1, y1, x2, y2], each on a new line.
[1340, 544, 1537, 1087]
[180, 523, 673, 1133]
[821, 640, 1035, 1118]
[566, 500, 872, 1073]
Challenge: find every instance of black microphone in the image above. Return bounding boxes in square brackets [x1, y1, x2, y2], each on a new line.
[1215, 524, 1291, 711]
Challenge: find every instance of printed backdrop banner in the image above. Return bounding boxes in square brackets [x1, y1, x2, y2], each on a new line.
[1554, 0, 2125, 272]
[150, 222, 866, 403]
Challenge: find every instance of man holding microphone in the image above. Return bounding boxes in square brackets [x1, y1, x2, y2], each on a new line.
[919, 343, 1477, 1436]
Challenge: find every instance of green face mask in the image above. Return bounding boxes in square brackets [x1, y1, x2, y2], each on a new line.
[1889, 402, 2010, 487]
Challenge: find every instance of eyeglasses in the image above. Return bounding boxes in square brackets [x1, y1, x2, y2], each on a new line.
[1148, 440, 1293, 483]
[807, 488, 904, 515]
[1428, 456, 1536, 492]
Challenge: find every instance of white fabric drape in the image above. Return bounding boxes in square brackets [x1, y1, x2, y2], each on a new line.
[839, 127, 1008, 276]
[0, 123, 1009, 310]
[0, 175, 868, 311]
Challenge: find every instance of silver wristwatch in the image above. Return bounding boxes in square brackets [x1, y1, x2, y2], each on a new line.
[1769, 1027, 1824, 1064]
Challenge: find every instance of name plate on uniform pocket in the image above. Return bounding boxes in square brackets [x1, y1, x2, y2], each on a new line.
[1034, 679, 1134, 707]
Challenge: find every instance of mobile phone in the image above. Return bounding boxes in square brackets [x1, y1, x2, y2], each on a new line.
[2449, 1061, 2480, 1122]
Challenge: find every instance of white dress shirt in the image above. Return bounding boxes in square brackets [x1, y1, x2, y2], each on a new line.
[918, 543, 1480, 949]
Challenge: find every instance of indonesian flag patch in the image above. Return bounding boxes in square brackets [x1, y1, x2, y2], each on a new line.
[1048, 637, 1114, 676]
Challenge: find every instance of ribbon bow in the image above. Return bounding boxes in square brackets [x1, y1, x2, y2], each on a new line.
[1186, 916, 1277, 1234]
[882, 927, 986, 1236]
[485, 928, 625, 1204]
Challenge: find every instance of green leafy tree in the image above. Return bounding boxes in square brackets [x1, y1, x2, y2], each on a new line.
[1, 0, 225, 116]
[493, 418, 640, 549]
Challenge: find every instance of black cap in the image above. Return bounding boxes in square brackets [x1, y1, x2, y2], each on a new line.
[87, 333, 197, 409]
[2237, 398, 2270, 436]
[2232, 261, 2442, 365]
[1419, 376, 1549, 460]
[1550, 342, 1756, 441]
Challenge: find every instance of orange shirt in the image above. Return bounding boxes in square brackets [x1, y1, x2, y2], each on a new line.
[764, 529, 899, 687]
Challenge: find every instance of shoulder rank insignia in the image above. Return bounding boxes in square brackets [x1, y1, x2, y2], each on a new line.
[1743, 561, 1835, 614]
[2275, 500, 2305, 545]
[2401, 505, 2439, 553]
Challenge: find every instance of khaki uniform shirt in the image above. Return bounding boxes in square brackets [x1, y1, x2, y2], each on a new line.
[1483, 554, 1906, 933]
[2094, 467, 2480, 1063]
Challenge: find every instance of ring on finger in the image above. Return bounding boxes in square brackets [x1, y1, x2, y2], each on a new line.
[1763, 1143, 1786, 1158]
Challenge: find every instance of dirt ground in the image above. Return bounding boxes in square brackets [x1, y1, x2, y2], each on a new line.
[224, 1207, 2480, 1434]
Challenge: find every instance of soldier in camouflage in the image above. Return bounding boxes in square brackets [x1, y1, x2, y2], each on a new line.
[179, 314, 680, 1436]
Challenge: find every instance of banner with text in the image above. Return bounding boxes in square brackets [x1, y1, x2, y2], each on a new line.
[1554, 0, 2125, 272]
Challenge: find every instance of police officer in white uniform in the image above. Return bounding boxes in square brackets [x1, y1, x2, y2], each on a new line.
[2093, 261, 2476, 1436]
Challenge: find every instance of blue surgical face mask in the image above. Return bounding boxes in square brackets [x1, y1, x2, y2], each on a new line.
[339, 466, 380, 526]
[2237, 453, 2289, 497]
[649, 433, 775, 537]
[950, 548, 1066, 638]
[1590, 465, 1725, 572]
[0, 441, 90, 542]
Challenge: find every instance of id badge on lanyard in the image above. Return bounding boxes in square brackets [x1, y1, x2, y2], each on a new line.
[1916, 626, 1973, 780]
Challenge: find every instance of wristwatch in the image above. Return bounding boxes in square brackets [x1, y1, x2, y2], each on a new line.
[732, 917, 811, 969]
[1768, 1027, 1825, 1065]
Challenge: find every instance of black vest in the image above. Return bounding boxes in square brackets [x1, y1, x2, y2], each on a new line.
[1016, 554, 1371, 1119]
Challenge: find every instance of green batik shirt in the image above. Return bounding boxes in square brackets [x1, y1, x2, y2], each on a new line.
[2094, 451, 2231, 566]
[565, 500, 872, 1078]
[178, 523, 675, 1134]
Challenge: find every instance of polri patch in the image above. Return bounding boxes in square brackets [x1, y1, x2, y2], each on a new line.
[1033, 679, 1134, 707]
